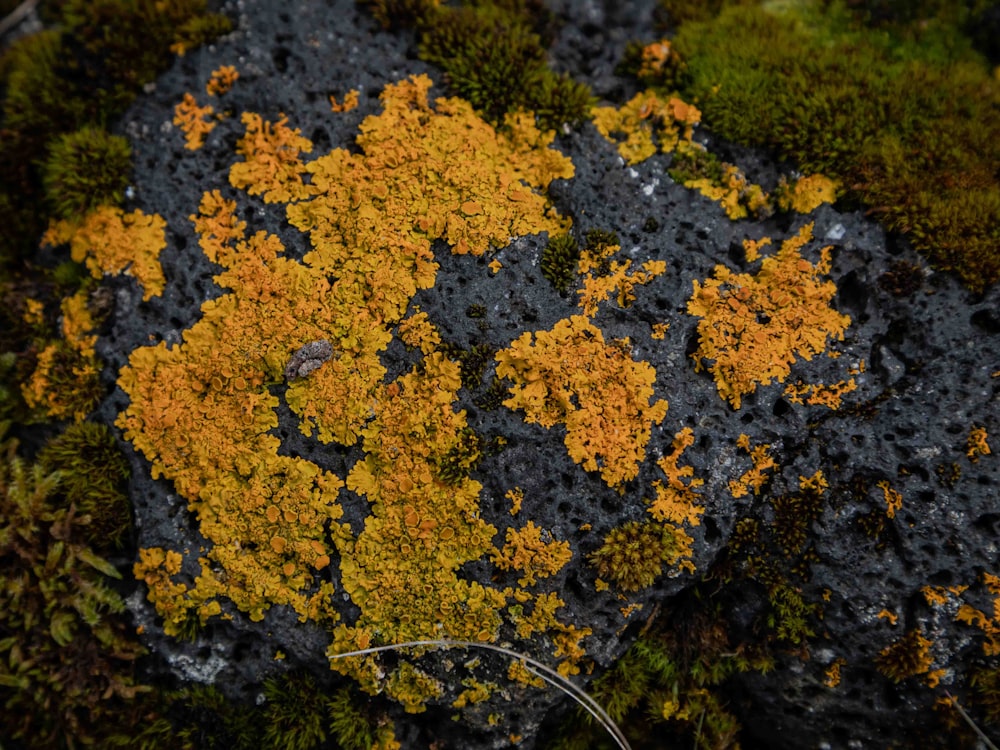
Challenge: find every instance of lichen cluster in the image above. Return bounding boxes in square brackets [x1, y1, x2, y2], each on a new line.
[687, 223, 852, 409]
[496, 315, 668, 490]
[114, 73, 589, 707]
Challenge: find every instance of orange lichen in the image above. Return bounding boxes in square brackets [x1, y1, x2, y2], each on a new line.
[505, 487, 523, 516]
[649, 427, 704, 526]
[496, 315, 668, 489]
[922, 584, 967, 607]
[775, 173, 839, 214]
[22, 298, 44, 326]
[44, 206, 167, 301]
[651, 322, 669, 340]
[743, 236, 771, 263]
[228, 112, 316, 203]
[683, 157, 770, 221]
[875, 629, 934, 683]
[636, 39, 682, 80]
[173, 92, 216, 150]
[967, 426, 991, 462]
[877, 480, 903, 519]
[121, 75, 585, 707]
[956, 572, 1000, 656]
[206, 65, 239, 96]
[877, 609, 899, 625]
[330, 89, 360, 113]
[687, 222, 851, 409]
[783, 378, 858, 409]
[576, 241, 666, 317]
[824, 657, 846, 688]
[491, 521, 572, 586]
[591, 90, 701, 164]
[729, 434, 777, 498]
[396, 310, 441, 355]
[21, 289, 102, 422]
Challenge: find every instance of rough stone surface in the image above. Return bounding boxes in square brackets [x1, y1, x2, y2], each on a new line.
[89, 0, 1000, 747]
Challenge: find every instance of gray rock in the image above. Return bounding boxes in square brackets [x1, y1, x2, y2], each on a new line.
[90, 1, 1000, 747]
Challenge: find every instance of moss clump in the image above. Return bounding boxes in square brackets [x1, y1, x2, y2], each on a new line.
[0, 0, 230, 270]
[875, 628, 935, 683]
[37, 421, 131, 551]
[543, 599, 772, 750]
[589, 520, 681, 592]
[540, 233, 580, 294]
[671, 2, 1000, 291]
[365, 0, 593, 131]
[42, 127, 132, 220]
[0, 424, 146, 748]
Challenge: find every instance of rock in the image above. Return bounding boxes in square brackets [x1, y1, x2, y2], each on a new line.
[86, 0, 999, 747]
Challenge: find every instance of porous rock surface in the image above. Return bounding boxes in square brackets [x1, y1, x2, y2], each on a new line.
[89, 0, 999, 747]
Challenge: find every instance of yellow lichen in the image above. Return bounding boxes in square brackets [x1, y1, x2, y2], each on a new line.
[684, 159, 770, 221]
[228, 112, 316, 203]
[496, 315, 668, 489]
[491, 521, 572, 587]
[21, 289, 103, 423]
[729, 434, 777, 498]
[591, 90, 701, 164]
[120, 75, 587, 702]
[775, 173, 839, 214]
[173, 92, 216, 150]
[967, 426, 991, 462]
[687, 223, 851, 409]
[206, 65, 239, 96]
[648, 427, 704, 526]
[877, 480, 903, 519]
[330, 89, 360, 113]
[385, 661, 443, 714]
[396, 310, 442, 355]
[651, 322, 669, 340]
[576, 242, 666, 317]
[44, 206, 168, 301]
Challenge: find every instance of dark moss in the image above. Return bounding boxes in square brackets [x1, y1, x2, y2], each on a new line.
[670, 2, 1000, 291]
[364, 0, 593, 131]
[43, 127, 132, 220]
[37, 421, 131, 550]
[540, 232, 579, 294]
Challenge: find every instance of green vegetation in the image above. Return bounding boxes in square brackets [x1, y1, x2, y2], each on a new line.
[0, 422, 148, 747]
[37, 421, 132, 550]
[0, 0, 230, 270]
[364, 0, 594, 130]
[542, 599, 772, 750]
[43, 127, 132, 220]
[662, 0, 1000, 291]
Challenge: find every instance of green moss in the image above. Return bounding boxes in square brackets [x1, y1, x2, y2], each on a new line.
[263, 672, 330, 750]
[328, 687, 377, 750]
[543, 599, 772, 750]
[540, 233, 579, 294]
[43, 127, 133, 221]
[0, 1, 230, 272]
[365, 0, 594, 131]
[671, 2, 1000, 291]
[37, 421, 131, 550]
[589, 520, 681, 592]
[0, 423, 147, 748]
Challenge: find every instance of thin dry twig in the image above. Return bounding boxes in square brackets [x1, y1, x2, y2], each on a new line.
[0, 0, 39, 38]
[329, 638, 632, 750]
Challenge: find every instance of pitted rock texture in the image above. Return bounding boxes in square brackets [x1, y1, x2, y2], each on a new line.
[88, 0, 999, 748]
